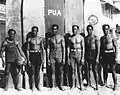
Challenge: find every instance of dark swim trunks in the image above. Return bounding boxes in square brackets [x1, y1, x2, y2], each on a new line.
[85, 50, 97, 65]
[102, 50, 115, 66]
[29, 52, 42, 66]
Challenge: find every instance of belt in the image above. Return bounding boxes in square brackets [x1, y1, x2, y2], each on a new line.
[29, 50, 41, 53]
[104, 50, 114, 53]
[70, 49, 81, 52]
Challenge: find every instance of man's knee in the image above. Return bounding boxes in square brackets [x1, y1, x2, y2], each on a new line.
[5, 70, 9, 76]
[112, 64, 116, 72]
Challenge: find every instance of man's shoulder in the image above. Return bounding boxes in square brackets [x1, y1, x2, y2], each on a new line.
[27, 37, 32, 42]
[37, 36, 44, 40]
[77, 34, 84, 40]
[85, 35, 89, 40]
[55, 34, 64, 40]
[57, 34, 64, 38]
[100, 35, 105, 40]
[2, 39, 8, 45]
[94, 35, 99, 40]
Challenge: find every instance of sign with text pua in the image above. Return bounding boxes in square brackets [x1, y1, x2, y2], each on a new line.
[45, 0, 65, 36]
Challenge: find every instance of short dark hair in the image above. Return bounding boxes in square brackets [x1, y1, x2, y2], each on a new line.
[51, 24, 59, 29]
[72, 25, 79, 29]
[87, 25, 93, 30]
[102, 24, 110, 29]
[8, 29, 16, 34]
[31, 26, 39, 31]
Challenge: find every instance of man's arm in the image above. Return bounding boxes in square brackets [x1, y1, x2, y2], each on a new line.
[26, 38, 31, 66]
[47, 38, 50, 63]
[113, 38, 117, 61]
[41, 38, 45, 66]
[17, 43, 27, 64]
[95, 36, 100, 63]
[61, 36, 65, 64]
[81, 36, 85, 64]
[0, 41, 6, 67]
[67, 37, 70, 64]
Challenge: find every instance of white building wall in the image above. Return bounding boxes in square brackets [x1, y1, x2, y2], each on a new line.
[84, 0, 115, 38]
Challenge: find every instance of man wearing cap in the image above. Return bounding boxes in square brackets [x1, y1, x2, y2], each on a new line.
[67, 25, 85, 90]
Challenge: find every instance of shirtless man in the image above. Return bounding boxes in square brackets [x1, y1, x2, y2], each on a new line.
[0, 29, 26, 91]
[109, 26, 120, 90]
[67, 25, 85, 90]
[100, 24, 116, 90]
[85, 25, 100, 90]
[26, 26, 44, 91]
[47, 24, 65, 90]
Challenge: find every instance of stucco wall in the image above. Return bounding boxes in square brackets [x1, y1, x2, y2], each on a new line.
[84, 0, 104, 38]
[6, 0, 21, 42]
[23, 0, 45, 39]
[65, 0, 84, 34]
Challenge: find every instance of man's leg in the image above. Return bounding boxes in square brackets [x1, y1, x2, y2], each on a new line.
[70, 57, 75, 88]
[50, 58, 56, 88]
[31, 65, 36, 91]
[112, 64, 117, 91]
[4, 63, 11, 91]
[86, 60, 91, 87]
[102, 60, 108, 87]
[92, 63, 99, 90]
[56, 58, 64, 90]
[15, 65, 23, 91]
[78, 63, 83, 90]
[98, 63, 104, 86]
[66, 63, 70, 87]
[35, 64, 41, 91]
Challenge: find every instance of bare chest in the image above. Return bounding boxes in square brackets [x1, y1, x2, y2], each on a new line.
[70, 36, 81, 45]
[86, 36, 96, 45]
[50, 36, 62, 45]
[103, 36, 113, 44]
[30, 37, 41, 45]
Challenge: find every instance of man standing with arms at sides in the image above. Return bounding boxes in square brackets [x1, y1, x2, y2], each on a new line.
[47, 24, 65, 90]
[26, 26, 44, 91]
[85, 25, 100, 90]
[67, 25, 85, 90]
[100, 24, 116, 91]
[0, 29, 26, 91]
[113, 26, 120, 90]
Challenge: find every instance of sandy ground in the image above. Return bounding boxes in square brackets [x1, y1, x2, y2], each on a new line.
[1, 73, 120, 95]
[0, 68, 120, 95]
[0, 86, 120, 95]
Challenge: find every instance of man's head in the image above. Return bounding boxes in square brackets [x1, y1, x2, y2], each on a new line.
[72, 25, 79, 35]
[86, 25, 93, 35]
[102, 24, 110, 35]
[31, 26, 39, 37]
[115, 26, 120, 38]
[51, 24, 59, 35]
[8, 29, 16, 41]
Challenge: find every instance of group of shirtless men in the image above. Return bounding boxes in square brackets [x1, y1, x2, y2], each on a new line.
[1, 24, 120, 91]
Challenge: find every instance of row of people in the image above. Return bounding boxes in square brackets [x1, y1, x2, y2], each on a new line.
[1, 24, 120, 91]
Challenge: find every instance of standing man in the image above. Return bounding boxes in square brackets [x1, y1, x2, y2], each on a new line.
[100, 24, 116, 90]
[113, 26, 120, 90]
[47, 24, 65, 90]
[0, 29, 26, 91]
[26, 26, 44, 91]
[67, 25, 85, 90]
[85, 25, 100, 90]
